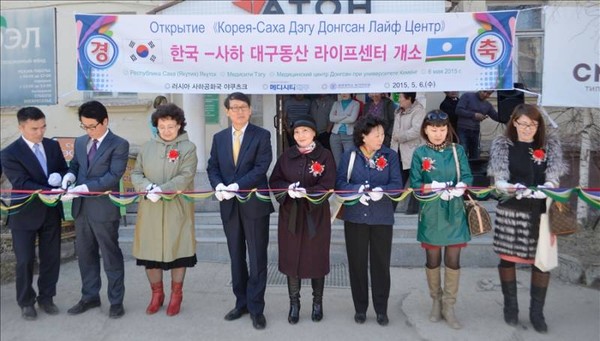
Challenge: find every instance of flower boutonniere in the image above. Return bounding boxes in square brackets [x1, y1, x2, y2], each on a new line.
[529, 148, 546, 165]
[374, 155, 388, 171]
[309, 160, 325, 177]
[422, 157, 436, 172]
[168, 149, 180, 163]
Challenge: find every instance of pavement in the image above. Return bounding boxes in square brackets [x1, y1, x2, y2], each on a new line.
[1, 256, 599, 341]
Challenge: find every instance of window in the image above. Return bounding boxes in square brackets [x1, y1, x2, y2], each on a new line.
[488, 3, 544, 91]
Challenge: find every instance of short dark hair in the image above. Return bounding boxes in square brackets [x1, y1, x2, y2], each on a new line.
[153, 95, 168, 109]
[401, 92, 417, 104]
[353, 115, 385, 147]
[224, 92, 251, 109]
[17, 107, 45, 124]
[78, 100, 108, 123]
[420, 109, 457, 143]
[506, 103, 546, 149]
[151, 103, 187, 135]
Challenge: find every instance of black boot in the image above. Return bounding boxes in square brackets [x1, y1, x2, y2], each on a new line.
[530, 267, 550, 333]
[311, 278, 324, 322]
[499, 266, 519, 326]
[287, 276, 301, 324]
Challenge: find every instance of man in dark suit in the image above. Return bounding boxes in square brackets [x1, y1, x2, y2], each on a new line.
[1, 107, 68, 320]
[207, 92, 274, 330]
[60, 100, 129, 319]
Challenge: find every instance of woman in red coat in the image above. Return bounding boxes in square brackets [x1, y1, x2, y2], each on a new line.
[269, 117, 336, 324]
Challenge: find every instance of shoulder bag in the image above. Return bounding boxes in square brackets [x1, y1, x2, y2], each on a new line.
[452, 144, 492, 236]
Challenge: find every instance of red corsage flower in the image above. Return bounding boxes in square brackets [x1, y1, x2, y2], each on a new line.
[422, 157, 436, 172]
[375, 155, 388, 171]
[530, 148, 546, 165]
[309, 160, 325, 177]
[168, 149, 180, 163]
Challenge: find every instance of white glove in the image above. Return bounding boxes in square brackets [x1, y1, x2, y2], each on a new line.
[359, 194, 371, 206]
[439, 190, 452, 201]
[49, 187, 64, 193]
[450, 182, 467, 198]
[542, 181, 556, 189]
[48, 173, 62, 187]
[150, 186, 162, 194]
[69, 184, 89, 193]
[61, 173, 76, 189]
[514, 183, 532, 200]
[222, 183, 239, 201]
[495, 180, 512, 193]
[369, 187, 384, 201]
[146, 193, 161, 202]
[60, 193, 78, 201]
[530, 189, 547, 199]
[430, 180, 452, 192]
[288, 182, 300, 198]
[357, 184, 367, 194]
[145, 183, 156, 191]
[214, 183, 226, 201]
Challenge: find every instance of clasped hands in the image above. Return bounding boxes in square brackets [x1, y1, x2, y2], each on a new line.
[287, 182, 307, 199]
[214, 183, 239, 201]
[357, 185, 384, 206]
[495, 180, 555, 199]
[430, 181, 467, 201]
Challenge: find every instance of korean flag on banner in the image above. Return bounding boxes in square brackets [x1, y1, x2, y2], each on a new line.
[126, 39, 162, 63]
[425, 37, 468, 62]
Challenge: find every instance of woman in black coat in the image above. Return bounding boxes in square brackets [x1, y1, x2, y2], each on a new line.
[269, 117, 336, 324]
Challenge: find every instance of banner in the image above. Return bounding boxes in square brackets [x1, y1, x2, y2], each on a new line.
[75, 11, 517, 94]
[0, 8, 57, 106]
[541, 6, 600, 108]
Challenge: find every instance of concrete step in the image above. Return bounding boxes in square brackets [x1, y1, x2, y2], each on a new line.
[118, 200, 499, 267]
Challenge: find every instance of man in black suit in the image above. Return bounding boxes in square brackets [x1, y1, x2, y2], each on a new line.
[207, 92, 274, 330]
[1, 107, 68, 320]
[61, 101, 129, 318]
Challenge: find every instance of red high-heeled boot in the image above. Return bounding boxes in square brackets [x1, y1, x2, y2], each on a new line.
[146, 281, 165, 315]
[166, 281, 183, 316]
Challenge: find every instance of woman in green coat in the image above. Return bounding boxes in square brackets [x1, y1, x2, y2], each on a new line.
[409, 110, 473, 330]
[131, 104, 198, 317]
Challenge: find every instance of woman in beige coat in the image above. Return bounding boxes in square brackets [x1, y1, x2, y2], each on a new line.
[131, 103, 198, 316]
[390, 92, 426, 213]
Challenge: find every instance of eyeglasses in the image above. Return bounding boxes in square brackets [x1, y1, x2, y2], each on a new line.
[80, 122, 102, 131]
[157, 125, 179, 131]
[228, 105, 250, 112]
[514, 120, 539, 130]
[425, 112, 449, 122]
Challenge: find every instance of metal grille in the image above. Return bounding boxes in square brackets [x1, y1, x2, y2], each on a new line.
[229, 263, 350, 288]
[266, 263, 350, 288]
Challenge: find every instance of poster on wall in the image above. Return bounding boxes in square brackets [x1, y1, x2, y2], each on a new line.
[0, 8, 57, 107]
[75, 11, 518, 94]
[541, 6, 599, 108]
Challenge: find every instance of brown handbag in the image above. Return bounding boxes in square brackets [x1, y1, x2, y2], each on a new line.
[465, 194, 492, 236]
[548, 201, 578, 235]
[452, 144, 492, 236]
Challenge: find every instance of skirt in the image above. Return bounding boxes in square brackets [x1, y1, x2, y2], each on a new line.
[493, 198, 544, 260]
[136, 254, 198, 270]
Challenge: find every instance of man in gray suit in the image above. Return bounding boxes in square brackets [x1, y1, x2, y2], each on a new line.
[61, 100, 129, 318]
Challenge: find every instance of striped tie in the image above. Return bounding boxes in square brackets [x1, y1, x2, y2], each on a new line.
[33, 143, 47, 176]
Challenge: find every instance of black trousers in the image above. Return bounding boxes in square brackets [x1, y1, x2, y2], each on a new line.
[11, 213, 61, 307]
[344, 222, 392, 315]
[223, 204, 270, 315]
[75, 217, 124, 305]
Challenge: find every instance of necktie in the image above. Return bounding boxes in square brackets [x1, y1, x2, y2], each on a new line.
[88, 139, 98, 164]
[33, 143, 48, 176]
[232, 129, 241, 165]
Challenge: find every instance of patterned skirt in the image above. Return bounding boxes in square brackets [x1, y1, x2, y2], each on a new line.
[493, 198, 544, 260]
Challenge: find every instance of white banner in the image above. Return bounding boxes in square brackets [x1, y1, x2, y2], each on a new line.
[75, 11, 517, 94]
[541, 6, 600, 108]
